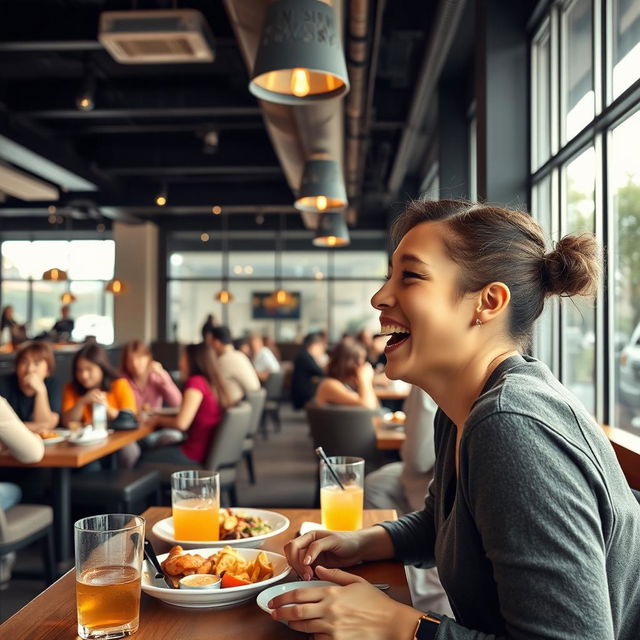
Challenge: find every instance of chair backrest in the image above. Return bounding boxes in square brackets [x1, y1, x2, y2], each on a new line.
[0, 506, 8, 543]
[263, 370, 285, 401]
[244, 388, 267, 439]
[305, 403, 385, 474]
[632, 487, 640, 507]
[204, 402, 252, 471]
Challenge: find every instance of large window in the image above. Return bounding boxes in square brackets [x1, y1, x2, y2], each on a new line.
[0, 240, 115, 344]
[166, 238, 386, 344]
[531, 1, 640, 432]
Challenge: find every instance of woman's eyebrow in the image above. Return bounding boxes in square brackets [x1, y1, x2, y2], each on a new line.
[397, 253, 430, 268]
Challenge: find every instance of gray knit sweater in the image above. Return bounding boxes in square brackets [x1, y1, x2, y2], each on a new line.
[380, 355, 640, 639]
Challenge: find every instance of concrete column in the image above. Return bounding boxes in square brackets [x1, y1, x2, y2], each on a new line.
[113, 222, 158, 344]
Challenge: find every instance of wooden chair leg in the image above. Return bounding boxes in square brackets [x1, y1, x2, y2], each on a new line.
[244, 450, 256, 484]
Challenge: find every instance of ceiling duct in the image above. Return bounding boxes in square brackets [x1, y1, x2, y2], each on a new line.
[99, 10, 215, 64]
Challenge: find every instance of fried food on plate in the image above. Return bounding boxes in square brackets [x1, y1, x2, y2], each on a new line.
[160, 545, 274, 589]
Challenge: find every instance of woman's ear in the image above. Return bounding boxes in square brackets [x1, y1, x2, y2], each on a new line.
[476, 282, 511, 324]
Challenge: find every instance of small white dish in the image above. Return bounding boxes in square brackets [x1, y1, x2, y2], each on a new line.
[299, 521, 326, 536]
[68, 428, 111, 446]
[142, 547, 290, 609]
[41, 435, 66, 446]
[152, 508, 290, 549]
[179, 574, 221, 590]
[256, 581, 335, 625]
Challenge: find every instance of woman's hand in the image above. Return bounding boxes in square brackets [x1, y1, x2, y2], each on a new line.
[356, 362, 375, 385]
[284, 526, 395, 581]
[23, 373, 46, 394]
[82, 389, 106, 405]
[269, 566, 420, 640]
[149, 360, 165, 376]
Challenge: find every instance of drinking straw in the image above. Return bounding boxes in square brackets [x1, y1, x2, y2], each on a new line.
[315, 446, 346, 490]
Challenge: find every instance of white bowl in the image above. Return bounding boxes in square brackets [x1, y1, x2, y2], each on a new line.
[142, 547, 290, 609]
[151, 508, 290, 549]
[256, 581, 335, 625]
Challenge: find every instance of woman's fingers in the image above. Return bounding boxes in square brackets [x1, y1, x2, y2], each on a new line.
[271, 602, 323, 622]
[269, 585, 331, 609]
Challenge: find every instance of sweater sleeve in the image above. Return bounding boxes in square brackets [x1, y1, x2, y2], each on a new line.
[0, 396, 45, 463]
[111, 378, 137, 413]
[154, 370, 182, 408]
[434, 412, 615, 640]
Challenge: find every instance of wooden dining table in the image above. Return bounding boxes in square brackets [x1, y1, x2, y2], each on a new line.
[0, 507, 411, 640]
[0, 424, 153, 562]
[374, 415, 406, 450]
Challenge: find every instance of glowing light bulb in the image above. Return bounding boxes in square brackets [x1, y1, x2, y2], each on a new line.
[112, 281, 122, 293]
[156, 195, 167, 206]
[316, 195, 328, 211]
[276, 289, 286, 304]
[326, 236, 337, 247]
[200, 232, 210, 243]
[291, 68, 311, 97]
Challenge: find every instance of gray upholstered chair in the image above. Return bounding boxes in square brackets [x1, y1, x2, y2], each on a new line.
[260, 370, 286, 437]
[0, 503, 55, 586]
[305, 403, 386, 476]
[632, 488, 640, 506]
[242, 388, 267, 484]
[203, 401, 252, 506]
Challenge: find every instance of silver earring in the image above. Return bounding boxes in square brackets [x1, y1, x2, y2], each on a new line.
[476, 318, 482, 326]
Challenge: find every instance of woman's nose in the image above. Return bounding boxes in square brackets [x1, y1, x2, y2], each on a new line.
[371, 280, 393, 310]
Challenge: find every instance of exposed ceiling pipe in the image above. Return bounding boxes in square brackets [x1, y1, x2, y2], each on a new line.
[386, 0, 467, 196]
[345, 0, 384, 224]
[223, 0, 362, 229]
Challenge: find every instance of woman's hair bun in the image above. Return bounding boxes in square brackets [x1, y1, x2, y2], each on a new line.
[542, 233, 600, 298]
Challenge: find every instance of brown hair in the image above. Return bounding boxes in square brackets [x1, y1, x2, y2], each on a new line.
[71, 343, 122, 394]
[121, 340, 152, 375]
[326, 338, 367, 384]
[392, 200, 600, 346]
[184, 343, 231, 408]
[15, 341, 55, 376]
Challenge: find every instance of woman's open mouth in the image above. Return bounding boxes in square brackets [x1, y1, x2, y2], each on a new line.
[379, 322, 411, 354]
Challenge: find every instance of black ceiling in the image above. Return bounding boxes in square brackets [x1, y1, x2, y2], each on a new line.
[0, 0, 437, 232]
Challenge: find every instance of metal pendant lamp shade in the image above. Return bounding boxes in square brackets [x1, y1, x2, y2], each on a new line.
[249, 0, 350, 105]
[42, 268, 68, 281]
[313, 210, 350, 247]
[60, 291, 77, 304]
[295, 159, 347, 212]
[105, 279, 124, 294]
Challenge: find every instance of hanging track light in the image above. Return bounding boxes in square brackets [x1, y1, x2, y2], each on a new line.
[294, 159, 348, 212]
[249, 0, 350, 105]
[214, 210, 234, 304]
[313, 210, 350, 247]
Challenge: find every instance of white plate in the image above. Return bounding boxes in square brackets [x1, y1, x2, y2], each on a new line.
[382, 412, 405, 429]
[152, 508, 290, 549]
[67, 429, 111, 446]
[142, 547, 290, 609]
[41, 435, 66, 446]
[256, 581, 335, 625]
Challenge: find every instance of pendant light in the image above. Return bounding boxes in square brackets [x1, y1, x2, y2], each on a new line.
[294, 159, 347, 212]
[60, 287, 77, 304]
[43, 267, 68, 281]
[313, 210, 350, 247]
[249, 0, 350, 105]
[214, 210, 234, 304]
[105, 279, 124, 294]
[266, 213, 295, 308]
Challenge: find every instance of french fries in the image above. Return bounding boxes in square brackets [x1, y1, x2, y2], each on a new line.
[160, 545, 274, 589]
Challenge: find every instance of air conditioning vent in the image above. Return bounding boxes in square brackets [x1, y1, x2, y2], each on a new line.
[99, 10, 215, 64]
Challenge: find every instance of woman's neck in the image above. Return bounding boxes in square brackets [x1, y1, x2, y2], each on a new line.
[421, 347, 520, 429]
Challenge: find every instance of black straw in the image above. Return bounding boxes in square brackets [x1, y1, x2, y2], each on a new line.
[315, 447, 346, 491]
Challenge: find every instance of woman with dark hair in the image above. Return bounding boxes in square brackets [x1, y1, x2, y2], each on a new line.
[121, 340, 181, 413]
[62, 343, 136, 426]
[140, 343, 227, 465]
[0, 305, 27, 345]
[273, 200, 640, 640]
[0, 341, 60, 432]
[313, 338, 378, 409]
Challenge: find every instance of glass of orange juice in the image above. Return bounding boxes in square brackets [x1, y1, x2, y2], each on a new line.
[320, 456, 365, 531]
[171, 470, 220, 542]
[74, 514, 145, 640]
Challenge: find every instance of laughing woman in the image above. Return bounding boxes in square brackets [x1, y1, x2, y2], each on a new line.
[273, 200, 640, 640]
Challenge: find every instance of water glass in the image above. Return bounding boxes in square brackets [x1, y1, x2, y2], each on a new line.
[320, 456, 365, 531]
[74, 514, 145, 640]
[171, 470, 220, 542]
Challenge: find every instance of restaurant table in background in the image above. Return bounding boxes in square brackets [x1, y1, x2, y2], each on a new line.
[0, 424, 153, 562]
[0, 508, 410, 640]
[374, 415, 406, 450]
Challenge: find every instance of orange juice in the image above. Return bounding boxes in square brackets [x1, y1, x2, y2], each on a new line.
[76, 565, 141, 631]
[173, 498, 219, 541]
[320, 485, 364, 531]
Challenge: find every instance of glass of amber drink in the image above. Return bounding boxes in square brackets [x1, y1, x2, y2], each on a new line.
[74, 514, 145, 640]
[320, 456, 365, 531]
[171, 470, 220, 541]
